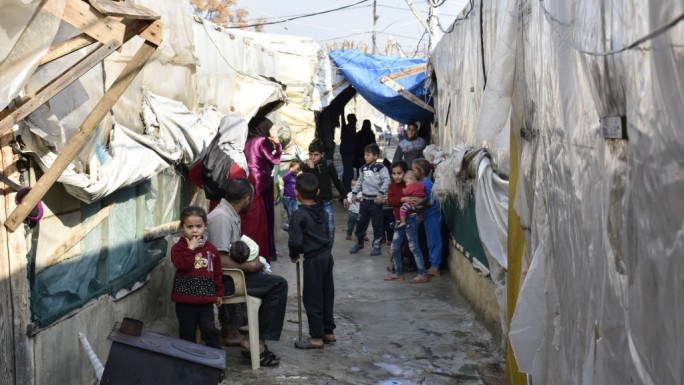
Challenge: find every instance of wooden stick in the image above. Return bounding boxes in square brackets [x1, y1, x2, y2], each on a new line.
[0, 132, 32, 383]
[40, 33, 98, 66]
[379, 76, 435, 113]
[143, 220, 181, 242]
[44, 204, 115, 267]
[4, 40, 158, 232]
[0, 39, 121, 136]
[296, 260, 303, 341]
[386, 63, 427, 81]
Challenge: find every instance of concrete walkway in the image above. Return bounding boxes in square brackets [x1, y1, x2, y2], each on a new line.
[220, 200, 505, 384]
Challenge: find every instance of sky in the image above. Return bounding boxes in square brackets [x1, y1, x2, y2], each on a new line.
[237, 0, 469, 56]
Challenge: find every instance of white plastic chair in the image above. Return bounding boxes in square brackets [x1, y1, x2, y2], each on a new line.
[222, 268, 262, 369]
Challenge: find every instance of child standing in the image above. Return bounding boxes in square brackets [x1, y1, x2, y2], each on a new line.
[397, 170, 427, 228]
[385, 165, 430, 283]
[346, 178, 360, 240]
[289, 173, 336, 349]
[302, 140, 349, 246]
[350, 144, 391, 256]
[171, 206, 224, 348]
[281, 160, 302, 231]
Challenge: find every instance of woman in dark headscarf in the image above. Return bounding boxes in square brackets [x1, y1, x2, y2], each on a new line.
[354, 119, 377, 170]
[244, 116, 282, 261]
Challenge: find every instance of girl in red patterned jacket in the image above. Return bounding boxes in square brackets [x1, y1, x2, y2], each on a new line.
[171, 206, 224, 348]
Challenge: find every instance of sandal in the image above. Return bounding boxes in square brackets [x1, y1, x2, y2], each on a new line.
[259, 349, 280, 366]
[409, 275, 430, 283]
[384, 274, 404, 281]
[294, 339, 324, 349]
[323, 335, 336, 344]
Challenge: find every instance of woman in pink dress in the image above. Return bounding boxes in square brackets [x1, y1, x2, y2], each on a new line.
[244, 116, 282, 261]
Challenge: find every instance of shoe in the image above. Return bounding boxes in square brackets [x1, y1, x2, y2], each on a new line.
[370, 248, 381, 256]
[363, 236, 369, 241]
[384, 274, 404, 281]
[349, 244, 364, 254]
[281, 224, 289, 231]
[409, 275, 430, 283]
[346, 235, 352, 240]
[427, 266, 441, 277]
[294, 339, 324, 349]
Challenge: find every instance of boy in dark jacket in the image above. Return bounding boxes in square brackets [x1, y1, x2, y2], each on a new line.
[303, 139, 349, 247]
[289, 173, 336, 349]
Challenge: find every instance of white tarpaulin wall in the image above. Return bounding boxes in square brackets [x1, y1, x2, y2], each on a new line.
[431, 0, 684, 383]
[3, 0, 344, 203]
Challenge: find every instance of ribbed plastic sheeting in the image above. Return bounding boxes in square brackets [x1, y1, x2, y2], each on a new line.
[507, 1, 684, 384]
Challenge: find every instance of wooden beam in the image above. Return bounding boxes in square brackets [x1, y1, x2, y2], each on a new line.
[0, 39, 121, 137]
[39, 33, 98, 66]
[88, 0, 160, 20]
[379, 76, 435, 113]
[0, 132, 33, 384]
[0, 135, 16, 384]
[58, 0, 126, 45]
[4, 40, 158, 232]
[144, 220, 180, 242]
[44, 203, 115, 267]
[386, 63, 427, 81]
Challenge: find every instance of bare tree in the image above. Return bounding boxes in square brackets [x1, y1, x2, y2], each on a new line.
[190, 0, 265, 31]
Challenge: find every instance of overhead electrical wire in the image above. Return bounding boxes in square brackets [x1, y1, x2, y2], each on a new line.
[539, 0, 684, 56]
[228, 0, 372, 28]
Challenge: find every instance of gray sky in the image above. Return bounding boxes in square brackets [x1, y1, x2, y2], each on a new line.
[238, 0, 469, 56]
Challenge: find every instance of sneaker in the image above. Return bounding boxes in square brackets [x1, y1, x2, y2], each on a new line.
[349, 244, 364, 254]
[370, 248, 381, 256]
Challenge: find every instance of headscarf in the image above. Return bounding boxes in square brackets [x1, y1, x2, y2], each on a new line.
[247, 116, 273, 141]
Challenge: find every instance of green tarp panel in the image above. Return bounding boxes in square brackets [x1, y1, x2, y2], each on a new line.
[441, 198, 489, 274]
[31, 173, 184, 327]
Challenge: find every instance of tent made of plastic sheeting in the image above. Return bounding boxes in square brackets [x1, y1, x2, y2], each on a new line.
[428, 0, 684, 383]
[329, 49, 433, 124]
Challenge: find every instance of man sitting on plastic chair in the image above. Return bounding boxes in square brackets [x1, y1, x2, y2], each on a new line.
[206, 178, 288, 367]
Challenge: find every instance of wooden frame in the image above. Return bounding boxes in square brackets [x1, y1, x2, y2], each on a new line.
[0, 1, 162, 384]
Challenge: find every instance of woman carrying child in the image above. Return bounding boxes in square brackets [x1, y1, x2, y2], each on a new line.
[171, 206, 224, 348]
[384, 162, 430, 283]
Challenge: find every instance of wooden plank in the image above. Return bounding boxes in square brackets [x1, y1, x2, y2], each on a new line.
[122, 19, 163, 46]
[0, 135, 16, 384]
[386, 63, 427, 81]
[0, 133, 33, 384]
[0, 39, 121, 136]
[379, 76, 435, 113]
[88, 0, 160, 20]
[39, 33, 98, 66]
[58, 0, 125, 45]
[44, 203, 115, 267]
[144, 220, 180, 242]
[4, 41, 158, 232]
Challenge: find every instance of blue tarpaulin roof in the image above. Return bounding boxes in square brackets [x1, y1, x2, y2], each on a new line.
[328, 50, 433, 124]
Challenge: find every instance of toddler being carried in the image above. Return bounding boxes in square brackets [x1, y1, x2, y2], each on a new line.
[397, 170, 426, 228]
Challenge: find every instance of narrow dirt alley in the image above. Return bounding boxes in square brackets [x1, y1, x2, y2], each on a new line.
[220, 199, 505, 384]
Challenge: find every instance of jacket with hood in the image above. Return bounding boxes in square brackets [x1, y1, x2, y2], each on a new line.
[288, 201, 332, 258]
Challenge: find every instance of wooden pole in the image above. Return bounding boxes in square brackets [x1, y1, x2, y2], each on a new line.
[0, 39, 121, 136]
[4, 40, 158, 232]
[0, 132, 33, 384]
[296, 261, 303, 341]
[372, 0, 377, 55]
